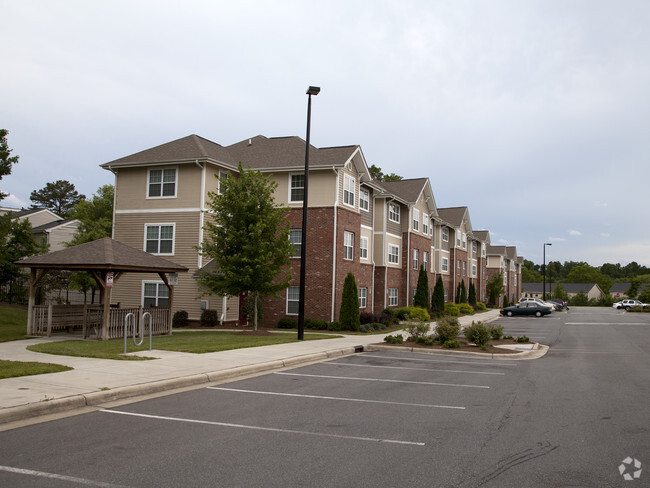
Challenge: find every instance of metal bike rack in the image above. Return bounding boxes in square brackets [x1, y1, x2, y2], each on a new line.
[123, 312, 152, 354]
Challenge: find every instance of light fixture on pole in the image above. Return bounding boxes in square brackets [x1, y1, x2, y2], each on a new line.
[543, 242, 552, 300]
[297, 86, 320, 341]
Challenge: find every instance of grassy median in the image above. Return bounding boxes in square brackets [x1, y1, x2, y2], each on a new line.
[0, 305, 28, 342]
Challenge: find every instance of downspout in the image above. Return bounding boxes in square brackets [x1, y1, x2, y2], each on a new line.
[107, 166, 117, 239]
[197, 160, 205, 270]
[406, 219, 411, 306]
[453, 245, 457, 303]
[371, 194, 376, 313]
[331, 166, 339, 322]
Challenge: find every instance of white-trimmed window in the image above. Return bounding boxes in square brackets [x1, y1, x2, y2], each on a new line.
[462, 262, 466, 276]
[413, 249, 419, 269]
[145, 224, 174, 255]
[359, 287, 367, 308]
[442, 257, 449, 272]
[388, 202, 400, 223]
[444, 289, 448, 302]
[344, 231, 354, 260]
[388, 288, 398, 306]
[472, 241, 477, 254]
[456, 234, 461, 247]
[360, 236, 368, 260]
[442, 227, 449, 242]
[412, 209, 419, 231]
[462, 233, 467, 249]
[359, 188, 369, 212]
[457, 261, 461, 276]
[423, 251, 429, 269]
[143, 282, 169, 308]
[218, 171, 229, 195]
[388, 244, 399, 264]
[289, 229, 302, 257]
[148, 168, 177, 198]
[287, 286, 300, 314]
[343, 174, 356, 207]
[290, 174, 304, 202]
[423, 214, 429, 234]
[472, 264, 477, 276]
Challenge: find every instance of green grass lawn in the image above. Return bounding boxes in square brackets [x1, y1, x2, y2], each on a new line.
[27, 331, 338, 360]
[0, 305, 28, 342]
[0, 359, 72, 379]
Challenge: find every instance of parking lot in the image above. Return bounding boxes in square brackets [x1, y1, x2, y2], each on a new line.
[1, 307, 648, 487]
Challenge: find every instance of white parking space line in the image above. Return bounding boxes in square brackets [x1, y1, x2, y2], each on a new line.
[373, 354, 518, 367]
[0, 464, 128, 488]
[274, 372, 490, 389]
[208, 387, 465, 410]
[325, 362, 505, 376]
[566, 322, 647, 325]
[99, 409, 426, 446]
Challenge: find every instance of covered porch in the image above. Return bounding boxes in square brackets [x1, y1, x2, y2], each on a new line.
[16, 238, 188, 340]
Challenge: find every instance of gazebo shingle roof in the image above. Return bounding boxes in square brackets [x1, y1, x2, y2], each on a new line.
[16, 238, 188, 273]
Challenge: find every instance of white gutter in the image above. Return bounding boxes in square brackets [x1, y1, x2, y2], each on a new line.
[198, 160, 206, 269]
[406, 216, 411, 305]
[371, 194, 376, 313]
[331, 166, 339, 322]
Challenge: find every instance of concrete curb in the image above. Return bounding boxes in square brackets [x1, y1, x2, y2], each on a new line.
[365, 343, 550, 360]
[0, 348, 358, 426]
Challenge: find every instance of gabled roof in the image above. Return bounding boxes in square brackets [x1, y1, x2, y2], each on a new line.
[374, 178, 437, 215]
[486, 245, 507, 257]
[609, 282, 649, 293]
[472, 230, 490, 244]
[505, 246, 518, 260]
[31, 219, 79, 233]
[437, 206, 471, 232]
[16, 237, 188, 273]
[10, 208, 61, 221]
[522, 282, 603, 295]
[102, 134, 235, 168]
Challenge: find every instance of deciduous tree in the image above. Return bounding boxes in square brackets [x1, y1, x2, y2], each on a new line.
[0, 129, 19, 201]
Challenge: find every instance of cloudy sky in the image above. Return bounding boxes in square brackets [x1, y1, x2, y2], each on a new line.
[2, 0, 649, 267]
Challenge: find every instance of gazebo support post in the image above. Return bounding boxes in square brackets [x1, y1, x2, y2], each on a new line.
[26, 268, 49, 335]
[158, 272, 174, 335]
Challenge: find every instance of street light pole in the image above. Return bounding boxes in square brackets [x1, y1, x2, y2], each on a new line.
[298, 86, 320, 341]
[543, 242, 552, 300]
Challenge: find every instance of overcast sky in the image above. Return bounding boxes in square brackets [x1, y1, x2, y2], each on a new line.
[2, 0, 649, 267]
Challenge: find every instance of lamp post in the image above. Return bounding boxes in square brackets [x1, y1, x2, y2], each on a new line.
[543, 242, 552, 300]
[297, 86, 320, 341]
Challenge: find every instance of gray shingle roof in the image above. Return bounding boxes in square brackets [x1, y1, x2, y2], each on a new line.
[374, 178, 429, 203]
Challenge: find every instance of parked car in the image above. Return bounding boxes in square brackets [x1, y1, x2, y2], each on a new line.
[548, 298, 568, 310]
[613, 299, 647, 310]
[501, 302, 553, 317]
[519, 297, 555, 311]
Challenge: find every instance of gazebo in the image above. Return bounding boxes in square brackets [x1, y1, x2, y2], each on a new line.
[15, 238, 188, 340]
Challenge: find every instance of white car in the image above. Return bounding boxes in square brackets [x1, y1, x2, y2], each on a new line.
[613, 299, 647, 310]
[519, 297, 555, 311]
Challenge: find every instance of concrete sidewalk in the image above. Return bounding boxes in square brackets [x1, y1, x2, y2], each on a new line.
[0, 309, 536, 425]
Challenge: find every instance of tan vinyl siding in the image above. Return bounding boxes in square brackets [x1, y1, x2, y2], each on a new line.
[359, 187, 373, 227]
[21, 211, 60, 228]
[47, 223, 79, 252]
[273, 169, 337, 207]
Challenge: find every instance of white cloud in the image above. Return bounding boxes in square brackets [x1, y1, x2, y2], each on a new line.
[568, 230, 582, 236]
[1, 194, 27, 209]
[600, 233, 610, 238]
[549, 237, 566, 242]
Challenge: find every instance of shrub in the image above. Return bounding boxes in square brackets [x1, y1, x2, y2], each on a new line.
[458, 303, 474, 315]
[405, 306, 430, 322]
[395, 307, 411, 320]
[359, 324, 373, 333]
[435, 316, 460, 342]
[443, 339, 460, 349]
[569, 292, 589, 306]
[464, 321, 491, 349]
[278, 317, 298, 329]
[370, 322, 385, 330]
[407, 322, 431, 339]
[475, 302, 487, 311]
[172, 310, 189, 328]
[517, 335, 530, 343]
[200, 309, 220, 327]
[384, 334, 403, 344]
[416, 336, 436, 346]
[327, 321, 342, 331]
[305, 319, 328, 330]
[488, 325, 504, 340]
[339, 272, 360, 331]
[431, 276, 445, 313]
[504, 335, 514, 340]
[444, 303, 460, 316]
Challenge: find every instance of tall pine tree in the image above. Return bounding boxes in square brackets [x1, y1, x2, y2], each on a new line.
[413, 265, 429, 309]
[339, 272, 360, 331]
[431, 276, 445, 312]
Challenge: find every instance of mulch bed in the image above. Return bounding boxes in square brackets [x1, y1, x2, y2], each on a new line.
[379, 338, 528, 354]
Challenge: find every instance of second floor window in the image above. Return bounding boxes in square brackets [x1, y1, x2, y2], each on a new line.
[360, 237, 368, 260]
[148, 168, 176, 198]
[457, 261, 461, 276]
[472, 264, 477, 276]
[343, 174, 355, 207]
[413, 249, 419, 269]
[442, 227, 449, 242]
[442, 257, 449, 272]
[359, 189, 369, 211]
[388, 244, 399, 264]
[423, 214, 428, 234]
[462, 261, 466, 276]
[423, 251, 428, 269]
[289, 229, 302, 257]
[145, 224, 174, 255]
[388, 202, 400, 223]
[218, 171, 229, 195]
[290, 174, 305, 202]
[412, 209, 419, 232]
[344, 231, 354, 260]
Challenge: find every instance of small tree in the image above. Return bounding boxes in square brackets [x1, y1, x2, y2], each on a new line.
[30, 180, 85, 217]
[626, 279, 640, 299]
[486, 272, 505, 307]
[551, 283, 568, 301]
[459, 280, 467, 303]
[468, 281, 477, 306]
[339, 272, 360, 331]
[198, 163, 293, 330]
[0, 129, 19, 201]
[413, 265, 429, 309]
[569, 291, 589, 306]
[68, 185, 114, 245]
[431, 276, 445, 312]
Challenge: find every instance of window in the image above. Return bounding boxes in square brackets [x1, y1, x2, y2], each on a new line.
[289, 229, 302, 257]
[143, 282, 169, 307]
[444, 289, 448, 302]
[462, 262, 466, 276]
[457, 261, 461, 276]
[472, 264, 477, 276]
[148, 168, 176, 198]
[290, 174, 304, 202]
[462, 233, 467, 249]
[423, 251, 428, 269]
[388, 288, 398, 306]
[218, 171, 229, 194]
[343, 174, 355, 207]
[388, 202, 400, 223]
[344, 231, 354, 260]
[287, 286, 300, 314]
[359, 188, 369, 211]
[423, 214, 428, 234]
[388, 244, 399, 264]
[442, 227, 449, 242]
[412, 209, 419, 231]
[456, 235, 461, 247]
[442, 257, 448, 272]
[145, 224, 174, 255]
[359, 287, 367, 308]
[472, 241, 477, 254]
[360, 237, 368, 260]
[413, 249, 419, 269]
